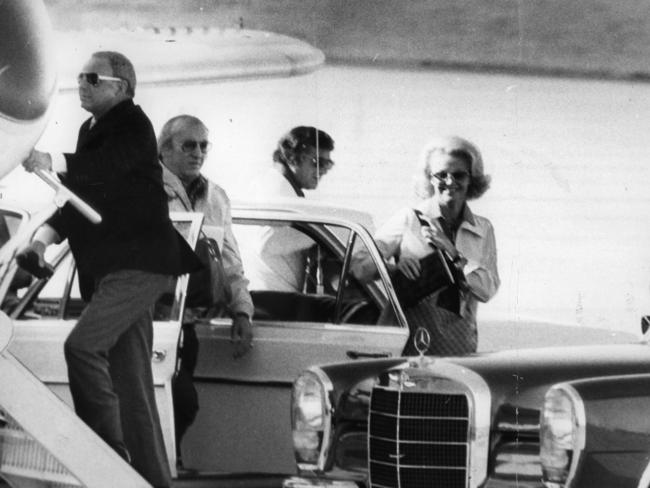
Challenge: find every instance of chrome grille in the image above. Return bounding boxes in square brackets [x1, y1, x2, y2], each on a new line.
[369, 385, 470, 488]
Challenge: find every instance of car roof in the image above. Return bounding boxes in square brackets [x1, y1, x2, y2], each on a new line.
[231, 198, 376, 232]
[0, 194, 376, 234]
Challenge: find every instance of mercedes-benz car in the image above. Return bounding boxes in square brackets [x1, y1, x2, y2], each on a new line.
[284, 321, 650, 488]
[4, 193, 637, 488]
[0, 197, 414, 486]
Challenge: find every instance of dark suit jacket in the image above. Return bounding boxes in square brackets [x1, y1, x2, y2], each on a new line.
[49, 99, 201, 301]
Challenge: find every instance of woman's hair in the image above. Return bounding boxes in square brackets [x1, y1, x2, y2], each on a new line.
[415, 135, 491, 200]
[272, 126, 334, 165]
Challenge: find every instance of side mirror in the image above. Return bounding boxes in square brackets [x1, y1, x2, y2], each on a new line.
[641, 316, 650, 335]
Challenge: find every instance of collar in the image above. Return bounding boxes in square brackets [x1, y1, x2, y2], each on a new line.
[274, 161, 305, 197]
[417, 198, 484, 237]
[184, 174, 208, 208]
[84, 99, 135, 131]
[160, 161, 194, 211]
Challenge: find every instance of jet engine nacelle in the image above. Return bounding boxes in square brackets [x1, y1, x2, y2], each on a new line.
[0, 0, 57, 180]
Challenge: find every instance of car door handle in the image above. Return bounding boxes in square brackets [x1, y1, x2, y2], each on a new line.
[346, 350, 392, 359]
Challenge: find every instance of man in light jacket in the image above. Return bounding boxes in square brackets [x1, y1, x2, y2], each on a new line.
[157, 114, 254, 468]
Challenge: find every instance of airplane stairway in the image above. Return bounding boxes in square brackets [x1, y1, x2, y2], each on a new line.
[0, 345, 150, 488]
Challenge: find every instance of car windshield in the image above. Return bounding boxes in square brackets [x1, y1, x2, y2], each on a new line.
[4, 2, 649, 346]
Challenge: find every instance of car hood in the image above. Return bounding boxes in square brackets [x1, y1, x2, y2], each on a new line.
[444, 342, 650, 420]
[319, 342, 650, 423]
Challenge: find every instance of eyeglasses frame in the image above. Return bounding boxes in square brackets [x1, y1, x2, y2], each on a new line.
[430, 170, 471, 183]
[77, 72, 124, 87]
[179, 140, 212, 154]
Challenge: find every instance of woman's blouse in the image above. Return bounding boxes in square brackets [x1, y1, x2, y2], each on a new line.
[359, 198, 499, 327]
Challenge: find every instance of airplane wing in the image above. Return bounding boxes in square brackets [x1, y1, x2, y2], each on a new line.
[0, 0, 325, 182]
[55, 27, 325, 91]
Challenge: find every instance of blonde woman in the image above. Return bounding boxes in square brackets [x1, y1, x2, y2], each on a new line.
[356, 135, 499, 355]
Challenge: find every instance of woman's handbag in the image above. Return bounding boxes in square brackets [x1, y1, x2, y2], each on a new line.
[390, 209, 457, 308]
[401, 295, 477, 356]
[390, 249, 454, 307]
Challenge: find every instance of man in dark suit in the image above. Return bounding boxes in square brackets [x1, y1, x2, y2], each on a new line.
[21, 51, 200, 488]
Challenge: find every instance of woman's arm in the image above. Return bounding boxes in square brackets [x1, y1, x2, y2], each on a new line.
[460, 220, 500, 303]
[350, 209, 409, 282]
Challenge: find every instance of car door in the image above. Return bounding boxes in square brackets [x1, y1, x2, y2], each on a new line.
[183, 212, 409, 475]
[6, 211, 203, 476]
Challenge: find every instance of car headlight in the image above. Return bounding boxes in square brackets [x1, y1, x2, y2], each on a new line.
[291, 368, 333, 471]
[540, 384, 585, 488]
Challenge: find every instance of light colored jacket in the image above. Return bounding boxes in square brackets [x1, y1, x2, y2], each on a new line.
[244, 165, 312, 291]
[247, 164, 304, 201]
[354, 199, 499, 327]
[161, 164, 254, 319]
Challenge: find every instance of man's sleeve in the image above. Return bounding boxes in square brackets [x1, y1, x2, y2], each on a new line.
[45, 208, 69, 242]
[220, 201, 255, 319]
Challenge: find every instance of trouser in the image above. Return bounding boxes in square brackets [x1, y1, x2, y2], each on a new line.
[64, 269, 174, 488]
[172, 322, 199, 461]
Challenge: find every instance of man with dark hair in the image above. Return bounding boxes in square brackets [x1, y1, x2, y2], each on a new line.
[21, 51, 200, 488]
[247, 126, 335, 291]
[267, 125, 335, 196]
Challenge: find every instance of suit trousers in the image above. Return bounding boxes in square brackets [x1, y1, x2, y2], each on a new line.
[64, 269, 174, 488]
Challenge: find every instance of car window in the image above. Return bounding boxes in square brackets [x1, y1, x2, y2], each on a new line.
[37, 250, 74, 318]
[8, 243, 71, 319]
[0, 210, 24, 247]
[0, 208, 31, 313]
[14, 252, 183, 322]
[234, 218, 399, 327]
[11, 212, 202, 322]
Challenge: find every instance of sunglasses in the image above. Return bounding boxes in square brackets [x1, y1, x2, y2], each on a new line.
[180, 140, 212, 154]
[431, 170, 470, 182]
[77, 72, 123, 87]
[306, 155, 335, 170]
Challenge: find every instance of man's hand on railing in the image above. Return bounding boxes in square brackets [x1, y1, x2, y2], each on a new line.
[32, 168, 103, 225]
[22, 149, 52, 173]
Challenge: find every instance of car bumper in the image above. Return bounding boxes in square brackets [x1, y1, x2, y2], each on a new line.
[283, 477, 361, 488]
